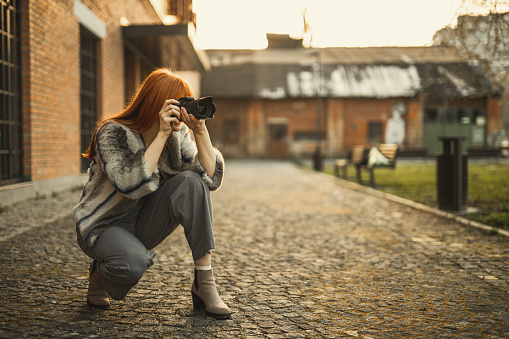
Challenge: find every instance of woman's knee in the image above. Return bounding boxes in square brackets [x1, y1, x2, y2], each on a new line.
[175, 171, 206, 189]
[163, 171, 209, 201]
[99, 249, 154, 287]
[98, 249, 154, 301]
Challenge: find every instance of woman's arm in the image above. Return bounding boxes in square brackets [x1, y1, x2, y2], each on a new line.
[144, 99, 181, 173]
[193, 126, 216, 177]
[144, 132, 169, 174]
[180, 108, 216, 177]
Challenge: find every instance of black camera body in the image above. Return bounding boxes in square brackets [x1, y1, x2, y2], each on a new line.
[175, 96, 216, 120]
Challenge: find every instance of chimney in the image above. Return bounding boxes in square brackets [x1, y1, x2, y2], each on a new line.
[266, 33, 303, 49]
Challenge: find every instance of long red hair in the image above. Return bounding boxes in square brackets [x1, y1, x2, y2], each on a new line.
[83, 68, 193, 161]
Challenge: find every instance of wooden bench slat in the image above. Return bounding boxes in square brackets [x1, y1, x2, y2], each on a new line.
[379, 144, 398, 161]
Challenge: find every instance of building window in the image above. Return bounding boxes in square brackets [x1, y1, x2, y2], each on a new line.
[368, 121, 382, 145]
[80, 25, 98, 172]
[223, 120, 238, 142]
[424, 108, 438, 122]
[293, 131, 323, 141]
[0, 0, 23, 185]
[269, 123, 287, 141]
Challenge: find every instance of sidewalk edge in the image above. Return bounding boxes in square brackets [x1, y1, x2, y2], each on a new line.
[307, 168, 509, 238]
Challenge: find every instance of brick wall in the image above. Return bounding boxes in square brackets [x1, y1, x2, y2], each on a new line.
[23, 0, 162, 181]
[342, 99, 400, 150]
[208, 97, 418, 158]
[26, 0, 80, 181]
[80, 0, 160, 121]
[207, 98, 250, 157]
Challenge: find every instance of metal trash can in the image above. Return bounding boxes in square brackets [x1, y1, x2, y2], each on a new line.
[313, 145, 323, 172]
[436, 137, 468, 211]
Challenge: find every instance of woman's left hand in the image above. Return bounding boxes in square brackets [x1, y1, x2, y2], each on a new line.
[180, 107, 206, 135]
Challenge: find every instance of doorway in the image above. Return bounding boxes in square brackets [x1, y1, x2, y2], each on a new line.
[267, 120, 288, 157]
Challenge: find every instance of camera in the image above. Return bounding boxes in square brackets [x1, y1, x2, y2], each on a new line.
[175, 96, 216, 120]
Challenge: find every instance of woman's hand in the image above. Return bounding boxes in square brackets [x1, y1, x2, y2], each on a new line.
[159, 99, 182, 135]
[179, 107, 206, 135]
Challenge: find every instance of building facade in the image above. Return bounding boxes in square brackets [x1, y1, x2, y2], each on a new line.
[0, 0, 207, 205]
[434, 12, 509, 137]
[202, 34, 502, 159]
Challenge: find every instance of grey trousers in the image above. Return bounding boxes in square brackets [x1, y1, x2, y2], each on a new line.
[79, 171, 215, 300]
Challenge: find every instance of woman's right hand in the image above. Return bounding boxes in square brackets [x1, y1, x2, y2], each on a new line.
[159, 99, 182, 136]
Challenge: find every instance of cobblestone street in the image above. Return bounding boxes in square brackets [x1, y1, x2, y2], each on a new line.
[1, 160, 508, 338]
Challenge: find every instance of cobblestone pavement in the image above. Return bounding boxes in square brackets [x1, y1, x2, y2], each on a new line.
[1, 160, 508, 338]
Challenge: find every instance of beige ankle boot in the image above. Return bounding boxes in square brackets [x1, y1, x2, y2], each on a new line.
[87, 261, 110, 309]
[191, 269, 231, 319]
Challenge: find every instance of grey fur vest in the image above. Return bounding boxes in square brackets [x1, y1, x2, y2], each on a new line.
[73, 122, 224, 246]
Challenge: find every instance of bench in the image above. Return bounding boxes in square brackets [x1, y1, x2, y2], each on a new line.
[333, 146, 363, 179]
[334, 144, 399, 187]
[333, 154, 352, 179]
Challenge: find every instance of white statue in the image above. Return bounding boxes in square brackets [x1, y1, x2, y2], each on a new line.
[385, 102, 406, 145]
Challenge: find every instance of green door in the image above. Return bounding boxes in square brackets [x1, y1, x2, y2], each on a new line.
[424, 123, 471, 155]
[423, 107, 486, 155]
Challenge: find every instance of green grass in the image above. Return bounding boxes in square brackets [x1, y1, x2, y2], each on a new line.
[324, 161, 509, 231]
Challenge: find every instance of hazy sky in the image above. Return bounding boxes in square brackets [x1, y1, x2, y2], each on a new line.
[193, 0, 465, 49]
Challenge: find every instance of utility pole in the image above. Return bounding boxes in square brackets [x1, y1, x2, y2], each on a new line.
[313, 49, 323, 171]
[302, 7, 323, 171]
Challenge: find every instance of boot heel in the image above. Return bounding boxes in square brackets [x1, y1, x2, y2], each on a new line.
[192, 291, 205, 311]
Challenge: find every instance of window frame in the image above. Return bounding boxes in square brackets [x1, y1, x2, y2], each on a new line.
[0, 0, 24, 186]
[79, 25, 99, 172]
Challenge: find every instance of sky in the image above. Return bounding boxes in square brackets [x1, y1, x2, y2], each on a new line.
[192, 0, 469, 49]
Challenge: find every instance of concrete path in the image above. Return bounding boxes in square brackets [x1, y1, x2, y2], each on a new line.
[0, 160, 508, 338]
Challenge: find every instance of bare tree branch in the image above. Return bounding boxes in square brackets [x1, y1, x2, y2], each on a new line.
[433, 0, 509, 84]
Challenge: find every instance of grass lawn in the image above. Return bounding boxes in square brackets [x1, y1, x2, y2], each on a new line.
[323, 161, 509, 231]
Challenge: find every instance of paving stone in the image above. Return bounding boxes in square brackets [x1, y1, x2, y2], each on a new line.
[0, 160, 508, 338]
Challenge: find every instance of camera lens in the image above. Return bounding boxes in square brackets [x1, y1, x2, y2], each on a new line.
[176, 96, 215, 120]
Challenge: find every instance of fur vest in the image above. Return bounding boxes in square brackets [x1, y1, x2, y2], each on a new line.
[73, 122, 224, 246]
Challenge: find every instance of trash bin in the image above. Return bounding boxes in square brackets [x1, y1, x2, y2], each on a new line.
[436, 137, 468, 211]
[313, 145, 323, 172]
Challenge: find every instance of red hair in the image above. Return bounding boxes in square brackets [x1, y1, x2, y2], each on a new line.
[83, 68, 193, 161]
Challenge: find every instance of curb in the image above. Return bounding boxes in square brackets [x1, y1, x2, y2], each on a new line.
[305, 167, 509, 238]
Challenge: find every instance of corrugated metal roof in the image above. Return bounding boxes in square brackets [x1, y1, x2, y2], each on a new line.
[206, 46, 470, 67]
[202, 47, 499, 99]
[328, 65, 420, 98]
[283, 65, 421, 98]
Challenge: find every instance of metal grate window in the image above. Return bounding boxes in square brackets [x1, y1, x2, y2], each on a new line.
[79, 25, 98, 172]
[0, 0, 23, 185]
[368, 121, 383, 145]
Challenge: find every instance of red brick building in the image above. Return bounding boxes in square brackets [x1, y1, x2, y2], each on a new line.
[0, 0, 207, 205]
[202, 34, 502, 159]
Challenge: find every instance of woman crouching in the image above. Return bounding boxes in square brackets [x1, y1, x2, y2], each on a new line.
[73, 68, 230, 319]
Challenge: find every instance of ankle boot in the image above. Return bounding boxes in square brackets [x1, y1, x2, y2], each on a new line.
[87, 261, 110, 309]
[191, 269, 231, 319]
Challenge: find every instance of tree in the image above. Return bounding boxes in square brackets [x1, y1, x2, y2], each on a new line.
[433, 0, 509, 133]
[434, 0, 509, 80]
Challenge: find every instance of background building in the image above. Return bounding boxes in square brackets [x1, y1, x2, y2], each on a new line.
[1, 2, 504, 206]
[0, 0, 206, 205]
[202, 34, 502, 159]
[433, 11, 509, 146]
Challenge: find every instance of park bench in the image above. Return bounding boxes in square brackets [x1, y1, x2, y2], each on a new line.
[333, 145, 362, 179]
[334, 144, 399, 187]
